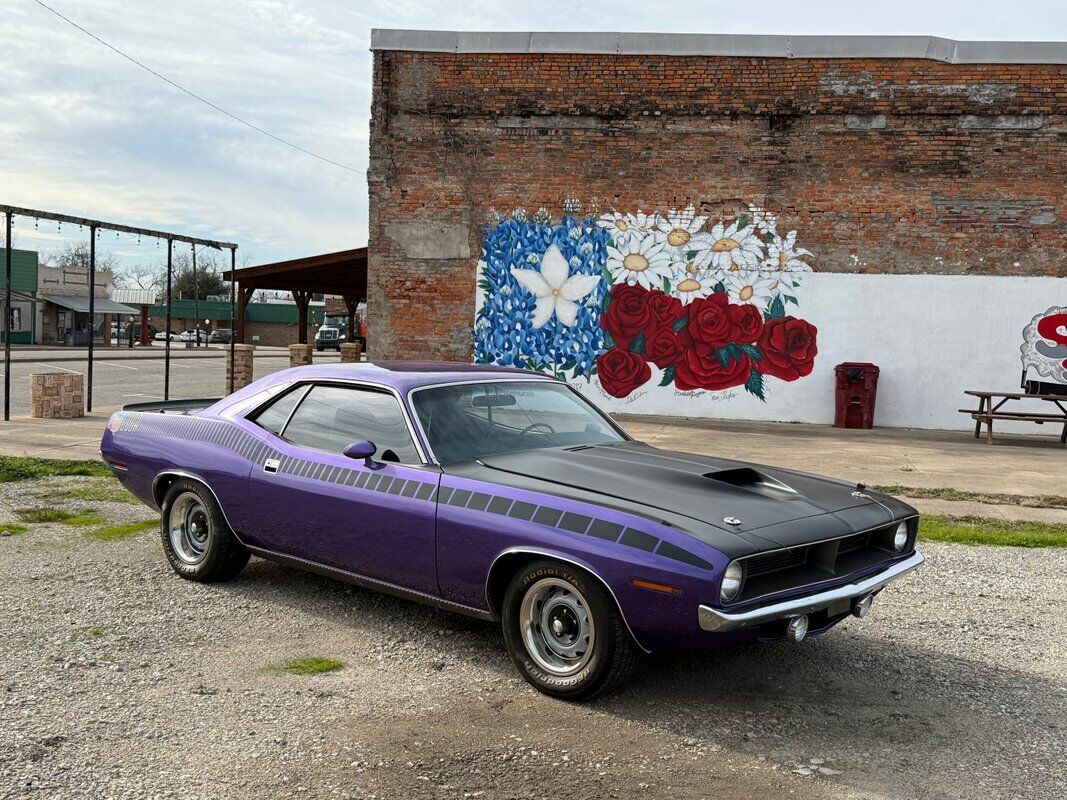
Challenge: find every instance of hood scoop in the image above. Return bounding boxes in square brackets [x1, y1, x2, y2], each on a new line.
[703, 468, 801, 501]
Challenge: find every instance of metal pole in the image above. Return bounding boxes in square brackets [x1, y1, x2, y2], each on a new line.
[165, 239, 173, 401]
[3, 211, 11, 422]
[229, 248, 236, 394]
[192, 245, 201, 347]
[87, 226, 96, 412]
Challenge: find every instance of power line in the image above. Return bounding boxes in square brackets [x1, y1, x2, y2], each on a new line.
[32, 0, 366, 175]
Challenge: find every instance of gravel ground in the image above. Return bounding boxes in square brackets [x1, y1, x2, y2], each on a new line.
[1, 475, 1064, 800]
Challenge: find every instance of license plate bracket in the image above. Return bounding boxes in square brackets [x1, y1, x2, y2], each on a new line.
[827, 597, 852, 617]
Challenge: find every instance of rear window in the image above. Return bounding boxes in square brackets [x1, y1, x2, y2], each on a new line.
[251, 386, 305, 436]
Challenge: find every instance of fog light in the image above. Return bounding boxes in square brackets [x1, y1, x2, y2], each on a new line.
[852, 594, 874, 619]
[892, 521, 908, 552]
[786, 614, 809, 643]
[720, 561, 743, 603]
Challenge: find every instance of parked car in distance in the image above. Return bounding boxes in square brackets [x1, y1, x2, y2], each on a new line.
[180, 328, 208, 343]
[101, 363, 923, 700]
[208, 328, 233, 344]
[153, 330, 180, 341]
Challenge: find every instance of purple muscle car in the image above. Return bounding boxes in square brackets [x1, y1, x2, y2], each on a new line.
[100, 362, 923, 699]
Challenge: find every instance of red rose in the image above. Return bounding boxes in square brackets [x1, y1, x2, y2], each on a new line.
[758, 316, 818, 381]
[644, 324, 684, 368]
[596, 348, 651, 398]
[646, 290, 684, 329]
[601, 284, 650, 348]
[686, 293, 732, 348]
[674, 344, 752, 392]
[727, 304, 764, 344]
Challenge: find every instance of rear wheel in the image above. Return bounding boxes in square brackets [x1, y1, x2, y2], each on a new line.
[160, 479, 249, 582]
[501, 559, 640, 700]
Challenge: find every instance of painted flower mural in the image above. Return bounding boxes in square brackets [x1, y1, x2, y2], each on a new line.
[474, 205, 818, 401]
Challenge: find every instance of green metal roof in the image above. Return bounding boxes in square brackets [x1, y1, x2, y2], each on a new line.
[148, 298, 324, 324]
[0, 248, 39, 293]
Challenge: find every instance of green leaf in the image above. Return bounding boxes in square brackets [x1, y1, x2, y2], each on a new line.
[600, 266, 614, 286]
[712, 282, 726, 294]
[672, 315, 689, 333]
[476, 279, 491, 291]
[740, 343, 764, 361]
[686, 250, 699, 261]
[784, 294, 799, 306]
[736, 215, 750, 230]
[745, 369, 766, 401]
[628, 329, 646, 356]
[662, 275, 671, 293]
[659, 364, 676, 387]
[766, 294, 786, 320]
[602, 330, 616, 349]
[715, 343, 742, 368]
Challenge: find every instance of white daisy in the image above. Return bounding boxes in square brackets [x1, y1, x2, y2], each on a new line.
[765, 230, 813, 289]
[724, 271, 778, 311]
[766, 230, 813, 272]
[510, 244, 600, 329]
[670, 267, 717, 305]
[596, 211, 656, 245]
[654, 205, 708, 251]
[703, 221, 766, 272]
[747, 204, 778, 234]
[606, 236, 674, 290]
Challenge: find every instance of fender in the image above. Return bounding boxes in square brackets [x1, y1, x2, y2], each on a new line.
[152, 469, 240, 535]
[486, 546, 653, 653]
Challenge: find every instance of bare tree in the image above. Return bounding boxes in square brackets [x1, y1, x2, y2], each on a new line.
[113, 264, 165, 295]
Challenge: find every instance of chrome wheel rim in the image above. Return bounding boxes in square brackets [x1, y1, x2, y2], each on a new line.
[167, 492, 211, 565]
[519, 577, 595, 677]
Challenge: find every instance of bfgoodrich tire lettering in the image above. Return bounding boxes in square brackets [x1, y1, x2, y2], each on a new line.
[501, 559, 640, 700]
[160, 479, 249, 582]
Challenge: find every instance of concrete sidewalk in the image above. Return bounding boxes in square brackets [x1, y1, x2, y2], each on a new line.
[1, 410, 1063, 522]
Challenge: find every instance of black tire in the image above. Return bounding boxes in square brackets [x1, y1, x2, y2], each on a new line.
[160, 479, 249, 582]
[501, 559, 640, 700]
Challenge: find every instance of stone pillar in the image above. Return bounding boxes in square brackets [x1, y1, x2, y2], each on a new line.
[226, 344, 255, 394]
[30, 373, 84, 418]
[339, 342, 362, 363]
[289, 343, 314, 367]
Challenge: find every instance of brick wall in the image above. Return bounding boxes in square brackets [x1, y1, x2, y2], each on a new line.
[369, 48, 1066, 361]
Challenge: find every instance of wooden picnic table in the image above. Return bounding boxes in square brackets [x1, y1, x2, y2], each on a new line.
[961, 390, 1067, 445]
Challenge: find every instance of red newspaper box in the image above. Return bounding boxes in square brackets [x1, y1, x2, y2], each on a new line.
[834, 362, 880, 429]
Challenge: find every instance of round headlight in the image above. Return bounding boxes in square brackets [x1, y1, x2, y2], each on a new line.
[720, 561, 743, 603]
[892, 521, 909, 552]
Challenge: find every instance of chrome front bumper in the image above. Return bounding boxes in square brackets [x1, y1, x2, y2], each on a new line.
[698, 550, 925, 633]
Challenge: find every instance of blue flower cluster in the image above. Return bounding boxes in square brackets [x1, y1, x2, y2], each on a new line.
[474, 216, 609, 380]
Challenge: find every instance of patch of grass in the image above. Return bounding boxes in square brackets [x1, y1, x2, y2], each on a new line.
[84, 518, 157, 541]
[875, 485, 1067, 510]
[40, 481, 136, 505]
[263, 657, 344, 676]
[0, 456, 111, 483]
[14, 507, 103, 527]
[70, 625, 110, 642]
[0, 522, 29, 536]
[920, 515, 1067, 548]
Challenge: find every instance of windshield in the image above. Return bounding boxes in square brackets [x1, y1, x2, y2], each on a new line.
[412, 381, 626, 463]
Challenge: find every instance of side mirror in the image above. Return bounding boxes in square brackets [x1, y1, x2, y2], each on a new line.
[343, 440, 383, 470]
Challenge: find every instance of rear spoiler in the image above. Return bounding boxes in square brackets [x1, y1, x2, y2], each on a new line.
[121, 398, 222, 415]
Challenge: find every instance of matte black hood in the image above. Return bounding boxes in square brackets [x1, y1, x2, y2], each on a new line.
[478, 441, 878, 533]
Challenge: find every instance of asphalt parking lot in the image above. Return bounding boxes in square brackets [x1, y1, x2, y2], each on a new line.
[1, 347, 337, 416]
[1, 474, 1064, 800]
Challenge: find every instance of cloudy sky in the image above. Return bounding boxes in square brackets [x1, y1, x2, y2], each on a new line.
[2, 0, 1064, 274]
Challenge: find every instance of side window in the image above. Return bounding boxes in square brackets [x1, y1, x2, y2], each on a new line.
[283, 385, 421, 463]
[250, 385, 306, 436]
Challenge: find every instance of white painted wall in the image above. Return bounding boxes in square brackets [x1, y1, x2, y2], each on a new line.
[568, 273, 1067, 433]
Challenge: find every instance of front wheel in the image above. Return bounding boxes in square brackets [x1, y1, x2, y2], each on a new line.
[160, 479, 249, 581]
[501, 559, 640, 700]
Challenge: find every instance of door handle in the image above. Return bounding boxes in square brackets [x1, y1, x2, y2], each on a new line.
[263, 458, 280, 475]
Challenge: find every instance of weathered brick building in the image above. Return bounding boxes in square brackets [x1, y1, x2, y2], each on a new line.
[368, 31, 1066, 431]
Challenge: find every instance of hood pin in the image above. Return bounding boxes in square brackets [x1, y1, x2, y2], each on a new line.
[723, 517, 742, 526]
